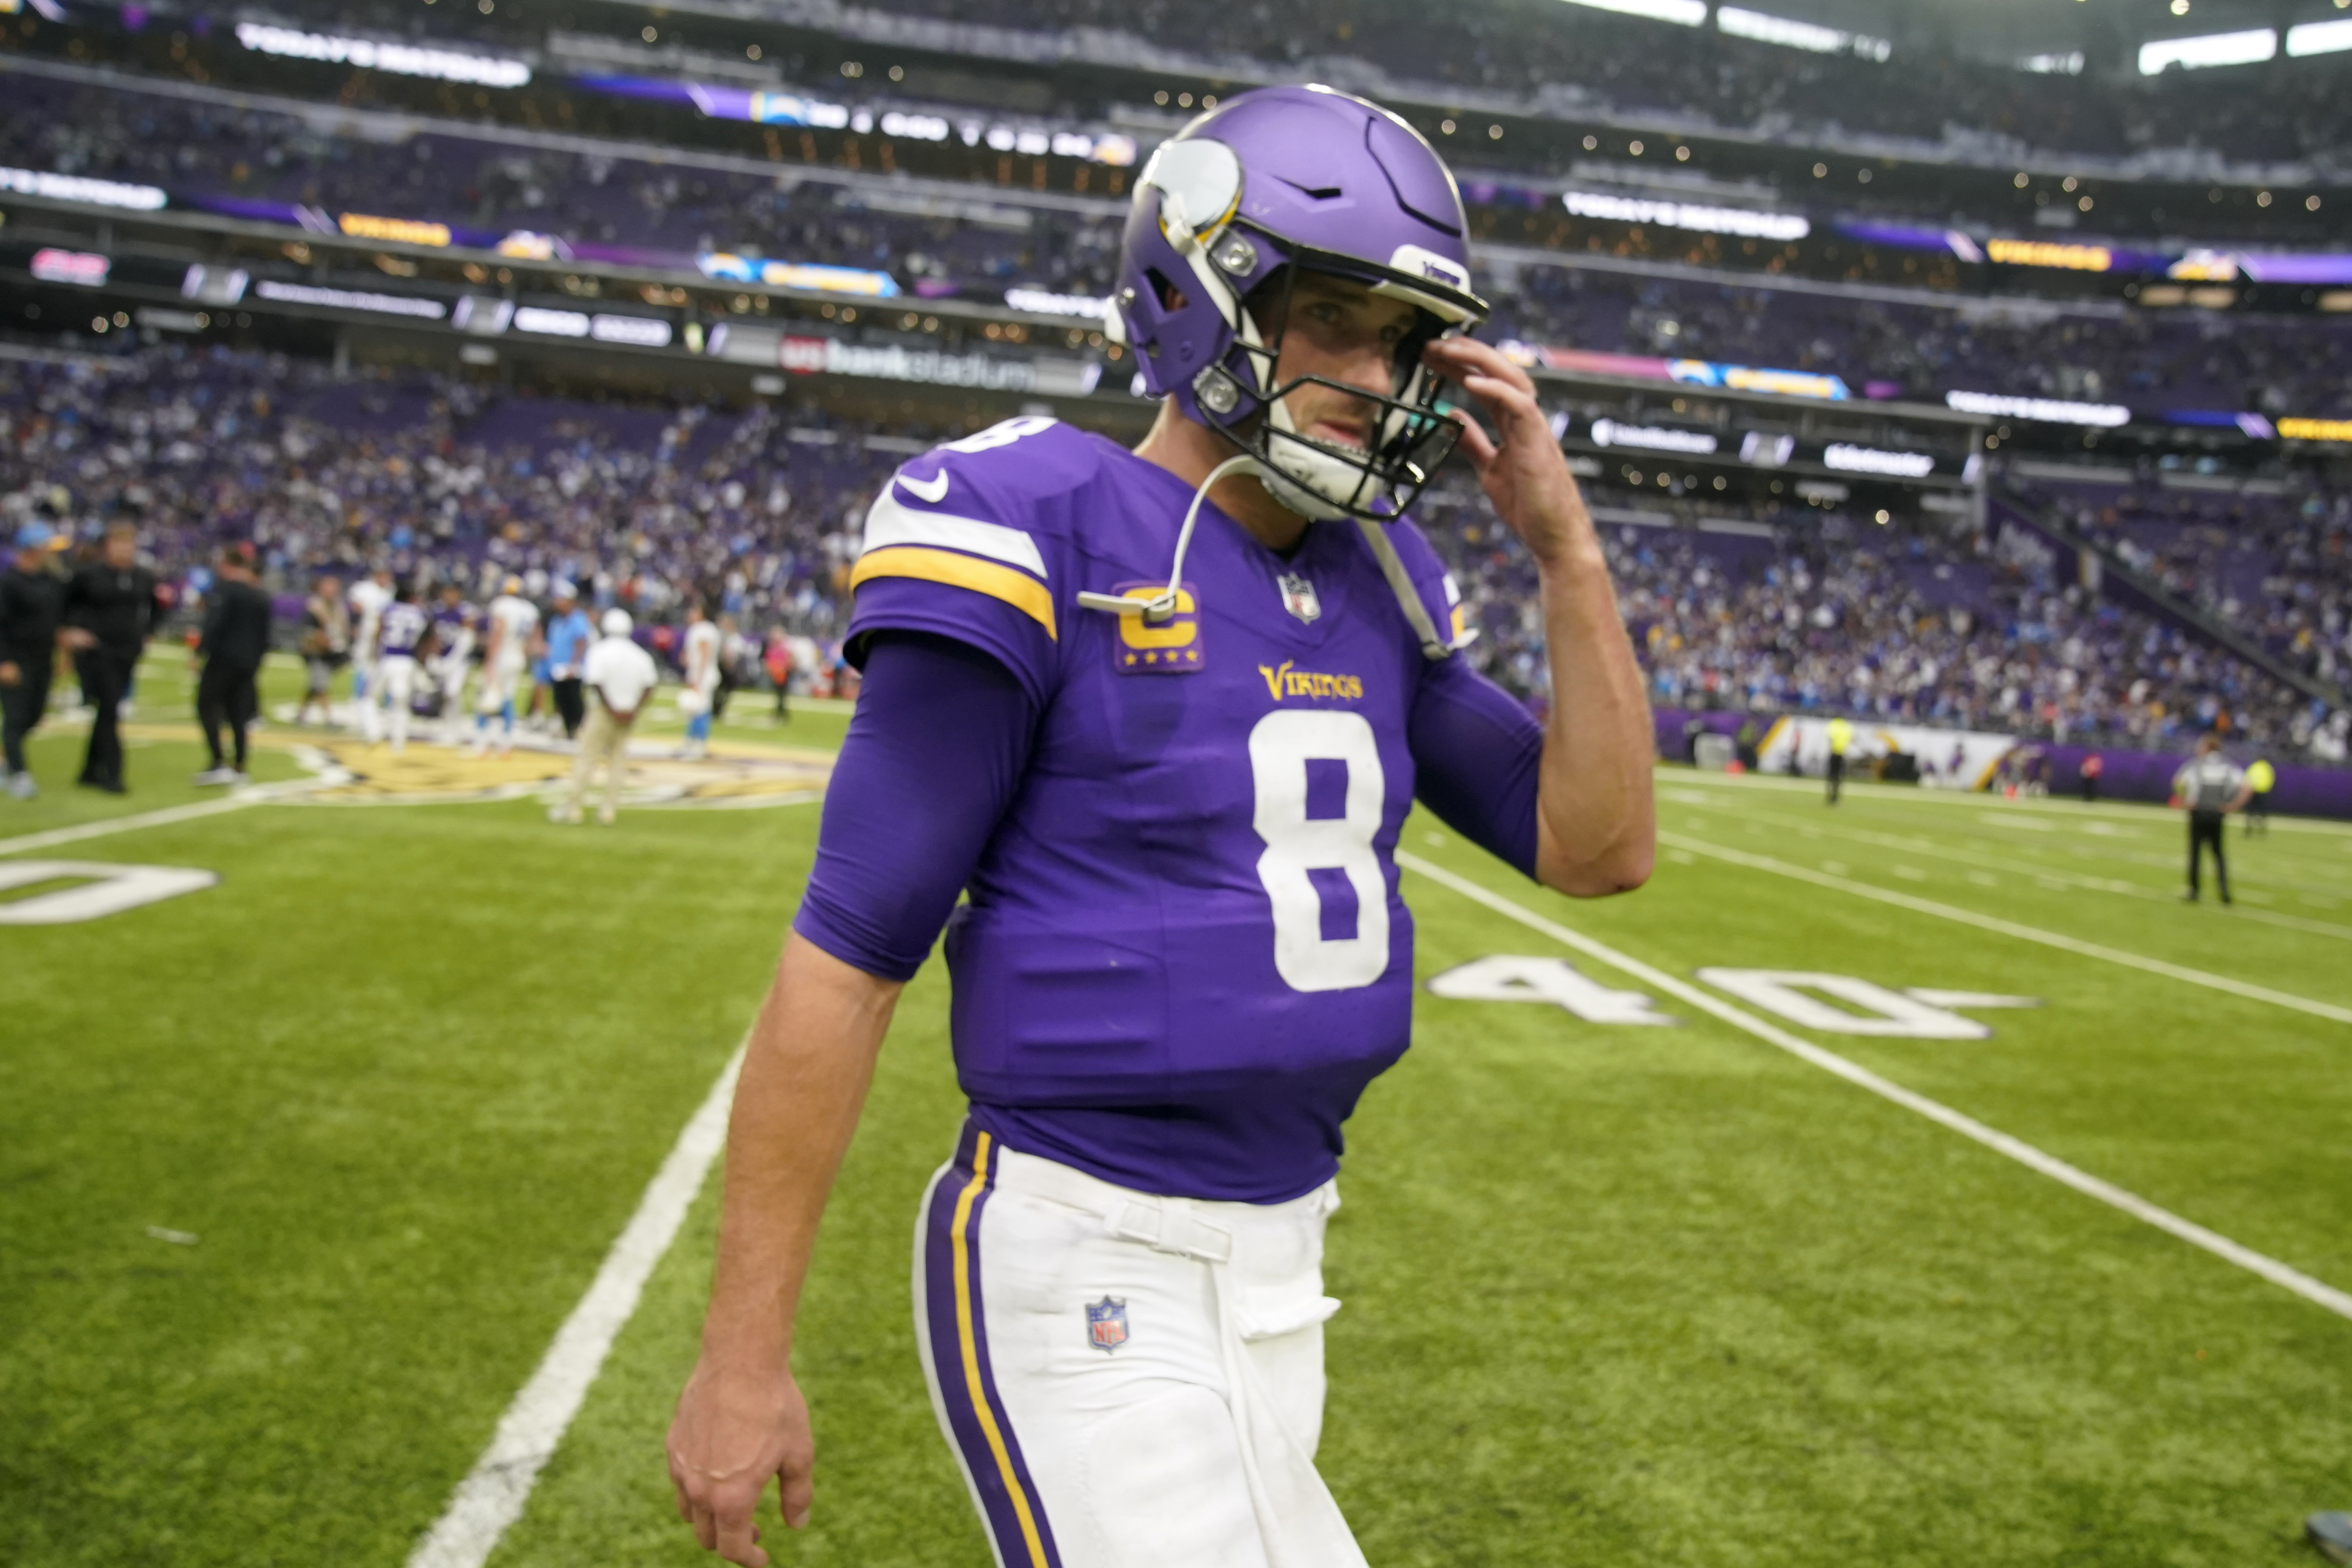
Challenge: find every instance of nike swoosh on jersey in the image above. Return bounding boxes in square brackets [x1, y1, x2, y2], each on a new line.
[896, 469, 951, 504]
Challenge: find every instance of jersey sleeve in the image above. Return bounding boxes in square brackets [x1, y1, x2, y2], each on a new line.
[843, 416, 1091, 708]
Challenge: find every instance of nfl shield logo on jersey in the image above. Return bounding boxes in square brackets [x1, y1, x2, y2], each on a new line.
[1277, 572, 1322, 624]
[1086, 1296, 1129, 1352]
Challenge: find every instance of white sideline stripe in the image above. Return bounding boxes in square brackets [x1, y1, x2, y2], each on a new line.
[862, 491, 1048, 577]
[1657, 830, 2352, 1028]
[405, 1042, 747, 1568]
[1394, 851, 2352, 1326]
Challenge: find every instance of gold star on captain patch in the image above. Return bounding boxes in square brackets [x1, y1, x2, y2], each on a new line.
[1186, 649, 1200, 662]
[1124, 653, 1137, 665]
[1145, 651, 1159, 663]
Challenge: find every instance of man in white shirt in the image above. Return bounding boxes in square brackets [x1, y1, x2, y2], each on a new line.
[476, 575, 540, 757]
[346, 567, 393, 740]
[552, 609, 658, 826]
[678, 599, 722, 761]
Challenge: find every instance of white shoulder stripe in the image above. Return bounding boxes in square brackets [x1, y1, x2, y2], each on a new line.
[861, 490, 1047, 578]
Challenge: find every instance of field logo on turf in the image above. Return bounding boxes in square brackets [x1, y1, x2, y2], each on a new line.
[284, 738, 832, 809]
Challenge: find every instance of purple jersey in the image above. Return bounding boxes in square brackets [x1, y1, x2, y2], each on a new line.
[845, 416, 1469, 1202]
[379, 600, 429, 659]
[431, 601, 478, 655]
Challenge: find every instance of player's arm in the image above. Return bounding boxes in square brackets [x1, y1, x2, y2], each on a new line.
[671, 633, 1037, 1567]
[1424, 336, 1654, 897]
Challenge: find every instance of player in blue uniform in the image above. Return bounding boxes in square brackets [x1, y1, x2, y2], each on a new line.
[669, 86, 1655, 1568]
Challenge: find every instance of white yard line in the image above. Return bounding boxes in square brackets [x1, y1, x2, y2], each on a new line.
[0, 776, 332, 857]
[1395, 851, 2352, 1326]
[1656, 831, 2352, 1027]
[405, 1042, 746, 1568]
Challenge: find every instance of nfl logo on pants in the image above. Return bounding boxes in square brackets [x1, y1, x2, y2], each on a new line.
[1086, 1296, 1129, 1352]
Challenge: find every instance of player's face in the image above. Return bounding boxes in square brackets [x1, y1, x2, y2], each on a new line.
[1265, 274, 1424, 452]
[103, 533, 136, 568]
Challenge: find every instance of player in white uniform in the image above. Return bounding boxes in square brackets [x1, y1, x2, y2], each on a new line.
[346, 567, 393, 740]
[371, 584, 430, 754]
[678, 600, 722, 760]
[475, 576, 539, 757]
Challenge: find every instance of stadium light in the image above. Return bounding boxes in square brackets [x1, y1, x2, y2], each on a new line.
[1563, 190, 1810, 241]
[252, 280, 448, 319]
[1944, 390, 2131, 427]
[1591, 419, 1719, 454]
[1824, 443, 1935, 477]
[2286, 18, 2352, 55]
[2137, 28, 2276, 73]
[0, 165, 166, 211]
[234, 23, 531, 88]
[1550, 0, 1708, 26]
[1717, 6, 1892, 60]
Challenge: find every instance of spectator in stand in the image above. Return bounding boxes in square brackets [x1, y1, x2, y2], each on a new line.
[0, 519, 69, 800]
[2173, 736, 2250, 904]
[553, 609, 658, 826]
[192, 542, 273, 787]
[60, 520, 159, 795]
[295, 575, 348, 727]
[542, 582, 593, 741]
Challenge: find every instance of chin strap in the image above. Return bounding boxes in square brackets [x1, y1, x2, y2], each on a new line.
[1078, 453, 1261, 622]
[1353, 515, 1454, 661]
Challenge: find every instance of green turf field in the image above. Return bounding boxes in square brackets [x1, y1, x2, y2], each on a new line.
[5, 678, 2350, 1567]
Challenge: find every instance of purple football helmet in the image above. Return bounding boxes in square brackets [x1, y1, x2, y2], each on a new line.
[1107, 85, 1488, 529]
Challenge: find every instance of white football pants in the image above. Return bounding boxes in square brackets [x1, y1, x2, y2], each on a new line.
[375, 656, 417, 751]
[913, 1125, 1366, 1568]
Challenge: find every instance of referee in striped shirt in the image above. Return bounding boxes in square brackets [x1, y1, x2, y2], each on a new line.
[2171, 736, 2250, 904]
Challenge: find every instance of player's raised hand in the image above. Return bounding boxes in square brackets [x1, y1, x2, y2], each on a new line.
[1422, 336, 1595, 572]
[667, 1358, 814, 1567]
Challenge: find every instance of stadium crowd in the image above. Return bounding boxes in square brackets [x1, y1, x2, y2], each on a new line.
[2, 343, 2341, 765]
[2012, 473, 2352, 692]
[305, 0, 2352, 167]
[15, 71, 2352, 419]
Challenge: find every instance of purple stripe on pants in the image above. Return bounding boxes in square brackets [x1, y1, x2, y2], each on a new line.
[922, 1120, 1063, 1568]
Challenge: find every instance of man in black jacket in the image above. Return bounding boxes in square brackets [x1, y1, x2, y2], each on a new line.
[0, 520, 70, 800]
[60, 521, 161, 794]
[193, 543, 273, 786]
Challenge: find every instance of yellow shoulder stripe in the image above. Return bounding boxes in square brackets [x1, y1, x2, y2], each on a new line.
[850, 546, 1056, 640]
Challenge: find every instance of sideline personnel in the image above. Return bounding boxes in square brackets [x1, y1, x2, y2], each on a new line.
[1825, 714, 1854, 805]
[667, 86, 1653, 1568]
[192, 543, 273, 786]
[2173, 735, 2249, 904]
[552, 608, 657, 826]
[2243, 755, 2275, 837]
[0, 520, 69, 799]
[60, 520, 159, 794]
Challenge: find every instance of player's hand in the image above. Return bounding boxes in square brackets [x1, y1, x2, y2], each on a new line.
[59, 628, 97, 651]
[1422, 337, 1595, 572]
[0, 661, 17, 687]
[667, 1357, 814, 1566]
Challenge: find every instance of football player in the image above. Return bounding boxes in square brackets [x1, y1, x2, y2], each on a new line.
[678, 599, 722, 760]
[667, 86, 1654, 1568]
[476, 574, 539, 757]
[428, 580, 479, 749]
[347, 565, 393, 740]
[371, 582, 429, 755]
